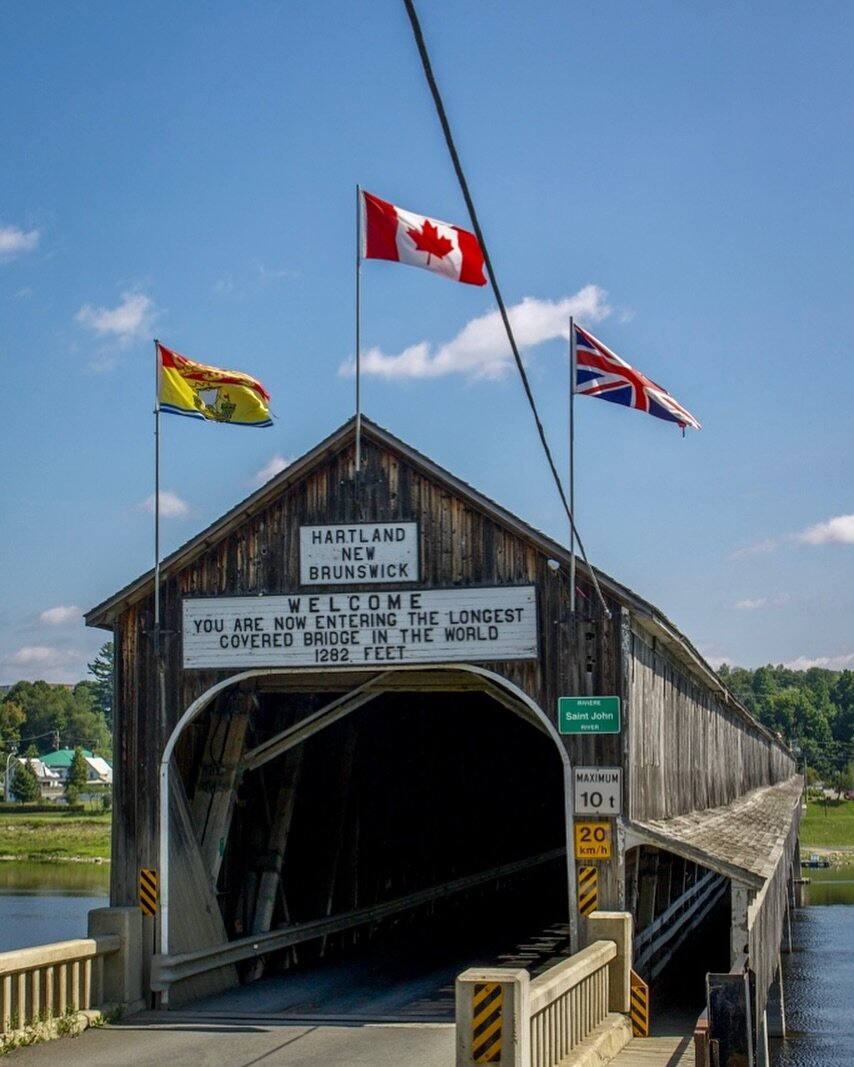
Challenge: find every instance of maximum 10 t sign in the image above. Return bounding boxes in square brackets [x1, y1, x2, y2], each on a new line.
[573, 767, 622, 816]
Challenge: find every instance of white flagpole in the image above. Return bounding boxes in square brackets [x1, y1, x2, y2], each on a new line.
[569, 318, 577, 618]
[355, 185, 363, 499]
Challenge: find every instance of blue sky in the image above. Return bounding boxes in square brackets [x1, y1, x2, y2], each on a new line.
[1, 1, 852, 685]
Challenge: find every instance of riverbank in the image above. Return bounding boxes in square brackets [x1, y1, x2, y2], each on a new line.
[0, 811, 110, 862]
[799, 797, 854, 865]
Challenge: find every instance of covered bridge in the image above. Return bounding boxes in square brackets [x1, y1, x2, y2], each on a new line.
[86, 416, 800, 1031]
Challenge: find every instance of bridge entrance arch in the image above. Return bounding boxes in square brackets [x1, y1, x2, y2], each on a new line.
[156, 664, 577, 1004]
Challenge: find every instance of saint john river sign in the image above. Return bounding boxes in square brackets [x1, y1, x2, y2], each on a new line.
[558, 696, 621, 735]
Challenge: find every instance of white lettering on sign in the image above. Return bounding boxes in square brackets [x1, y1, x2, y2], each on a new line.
[300, 523, 418, 585]
[183, 586, 538, 669]
[573, 767, 622, 816]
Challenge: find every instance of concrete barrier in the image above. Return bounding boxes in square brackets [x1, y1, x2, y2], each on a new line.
[0, 906, 144, 1051]
[456, 914, 635, 1067]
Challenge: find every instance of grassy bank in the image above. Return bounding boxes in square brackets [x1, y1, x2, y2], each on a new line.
[800, 797, 854, 860]
[0, 811, 111, 861]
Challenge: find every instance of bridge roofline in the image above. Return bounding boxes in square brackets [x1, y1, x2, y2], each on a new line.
[624, 775, 803, 889]
[84, 414, 776, 746]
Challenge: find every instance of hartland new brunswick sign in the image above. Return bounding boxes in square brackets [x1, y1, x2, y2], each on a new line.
[182, 522, 538, 670]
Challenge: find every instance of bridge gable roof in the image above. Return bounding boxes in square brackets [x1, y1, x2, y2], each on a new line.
[626, 776, 803, 888]
[83, 415, 752, 721]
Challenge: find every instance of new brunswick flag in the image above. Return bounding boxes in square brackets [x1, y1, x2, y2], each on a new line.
[157, 343, 273, 426]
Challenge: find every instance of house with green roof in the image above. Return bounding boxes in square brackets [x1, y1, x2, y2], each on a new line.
[41, 749, 113, 786]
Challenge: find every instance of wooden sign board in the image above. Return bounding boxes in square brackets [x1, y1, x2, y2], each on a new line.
[183, 586, 538, 669]
[300, 523, 419, 585]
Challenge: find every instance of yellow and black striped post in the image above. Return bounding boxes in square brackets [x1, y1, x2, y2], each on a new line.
[472, 981, 503, 1063]
[630, 969, 650, 1037]
[139, 868, 158, 917]
[577, 865, 599, 916]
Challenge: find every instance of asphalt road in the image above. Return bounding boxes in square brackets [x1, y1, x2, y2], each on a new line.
[5, 1013, 456, 1066]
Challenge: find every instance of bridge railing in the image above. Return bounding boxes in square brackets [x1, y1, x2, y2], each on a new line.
[0, 906, 145, 1050]
[0, 935, 120, 1044]
[456, 913, 634, 1067]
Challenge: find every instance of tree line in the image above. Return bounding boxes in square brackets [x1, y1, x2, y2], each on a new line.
[0, 643, 113, 761]
[717, 663, 854, 787]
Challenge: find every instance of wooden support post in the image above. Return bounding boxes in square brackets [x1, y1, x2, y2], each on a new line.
[191, 697, 251, 885]
[654, 853, 673, 918]
[251, 747, 303, 936]
[637, 848, 660, 931]
[320, 720, 358, 956]
[707, 971, 755, 1067]
[244, 747, 304, 982]
[765, 954, 786, 1039]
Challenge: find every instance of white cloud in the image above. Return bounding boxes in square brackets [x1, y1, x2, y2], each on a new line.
[734, 598, 768, 611]
[0, 225, 40, 260]
[6, 646, 77, 668]
[39, 605, 81, 626]
[340, 285, 611, 381]
[733, 594, 789, 612]
[729, 538, 778, 560]
[784, 651, 854, 671]
[0, 642, 100, 685]
[250, 455, 291, 488]
[75, 290, 157, 346]
[254, 261, 299, 283]
[140, 490, 190, 518]
[794, 514, 854, 546]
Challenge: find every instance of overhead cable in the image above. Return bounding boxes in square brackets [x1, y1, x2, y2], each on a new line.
[401, 0, 610, 619]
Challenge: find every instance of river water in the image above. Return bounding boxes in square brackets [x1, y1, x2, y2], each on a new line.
[0, 862, 109, 952]
[771, 867, 854, 1066]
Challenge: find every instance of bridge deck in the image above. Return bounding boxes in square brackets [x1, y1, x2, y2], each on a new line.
[608, 1035, 695, 1065]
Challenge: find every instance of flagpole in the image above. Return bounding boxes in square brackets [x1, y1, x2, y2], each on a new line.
[153, 339, 162, 665]
[569, 318, 576, 618]
[153, 337, 167, 978]
[355, 184, 363, 506]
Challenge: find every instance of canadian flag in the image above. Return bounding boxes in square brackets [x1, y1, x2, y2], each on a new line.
[360, 190, 487, 286]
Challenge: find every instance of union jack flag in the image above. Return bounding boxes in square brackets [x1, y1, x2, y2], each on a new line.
[573, 324, 701, 431]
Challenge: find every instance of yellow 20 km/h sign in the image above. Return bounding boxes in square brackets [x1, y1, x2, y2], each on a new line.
[574, 820, 612, 860]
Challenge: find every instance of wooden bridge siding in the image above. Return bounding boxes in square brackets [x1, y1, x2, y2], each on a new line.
[627, 630, 793, 822]
[745, 810, 800, 1022]
[110, 605, 158, 907]
[107, 433, 789, 921]
[152, 436, 616, 721]
[108, 438, 615, 901]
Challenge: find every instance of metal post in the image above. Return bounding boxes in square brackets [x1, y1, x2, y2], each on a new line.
[355, 185, 363, 504]
[569, 316, 576, 619]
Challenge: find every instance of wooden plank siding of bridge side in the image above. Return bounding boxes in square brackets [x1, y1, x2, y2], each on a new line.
[626, 625, 795, 823]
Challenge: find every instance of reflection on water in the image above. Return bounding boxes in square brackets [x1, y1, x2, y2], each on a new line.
[772, 868, 854, 1066]
[0, 861, 109, 953]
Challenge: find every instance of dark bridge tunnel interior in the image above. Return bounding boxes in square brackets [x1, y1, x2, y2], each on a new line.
[183, 688, 570, 981]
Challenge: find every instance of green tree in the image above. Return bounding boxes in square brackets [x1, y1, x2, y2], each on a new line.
[831, 671, 854, 745]
[11, 760, 41, 803]
[65, 746, 90, 804]
[86, 642, 114, 730]
[1, 680, 110, 757]
[832, 761, 854, 799]
[0, 699, 25, 751]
